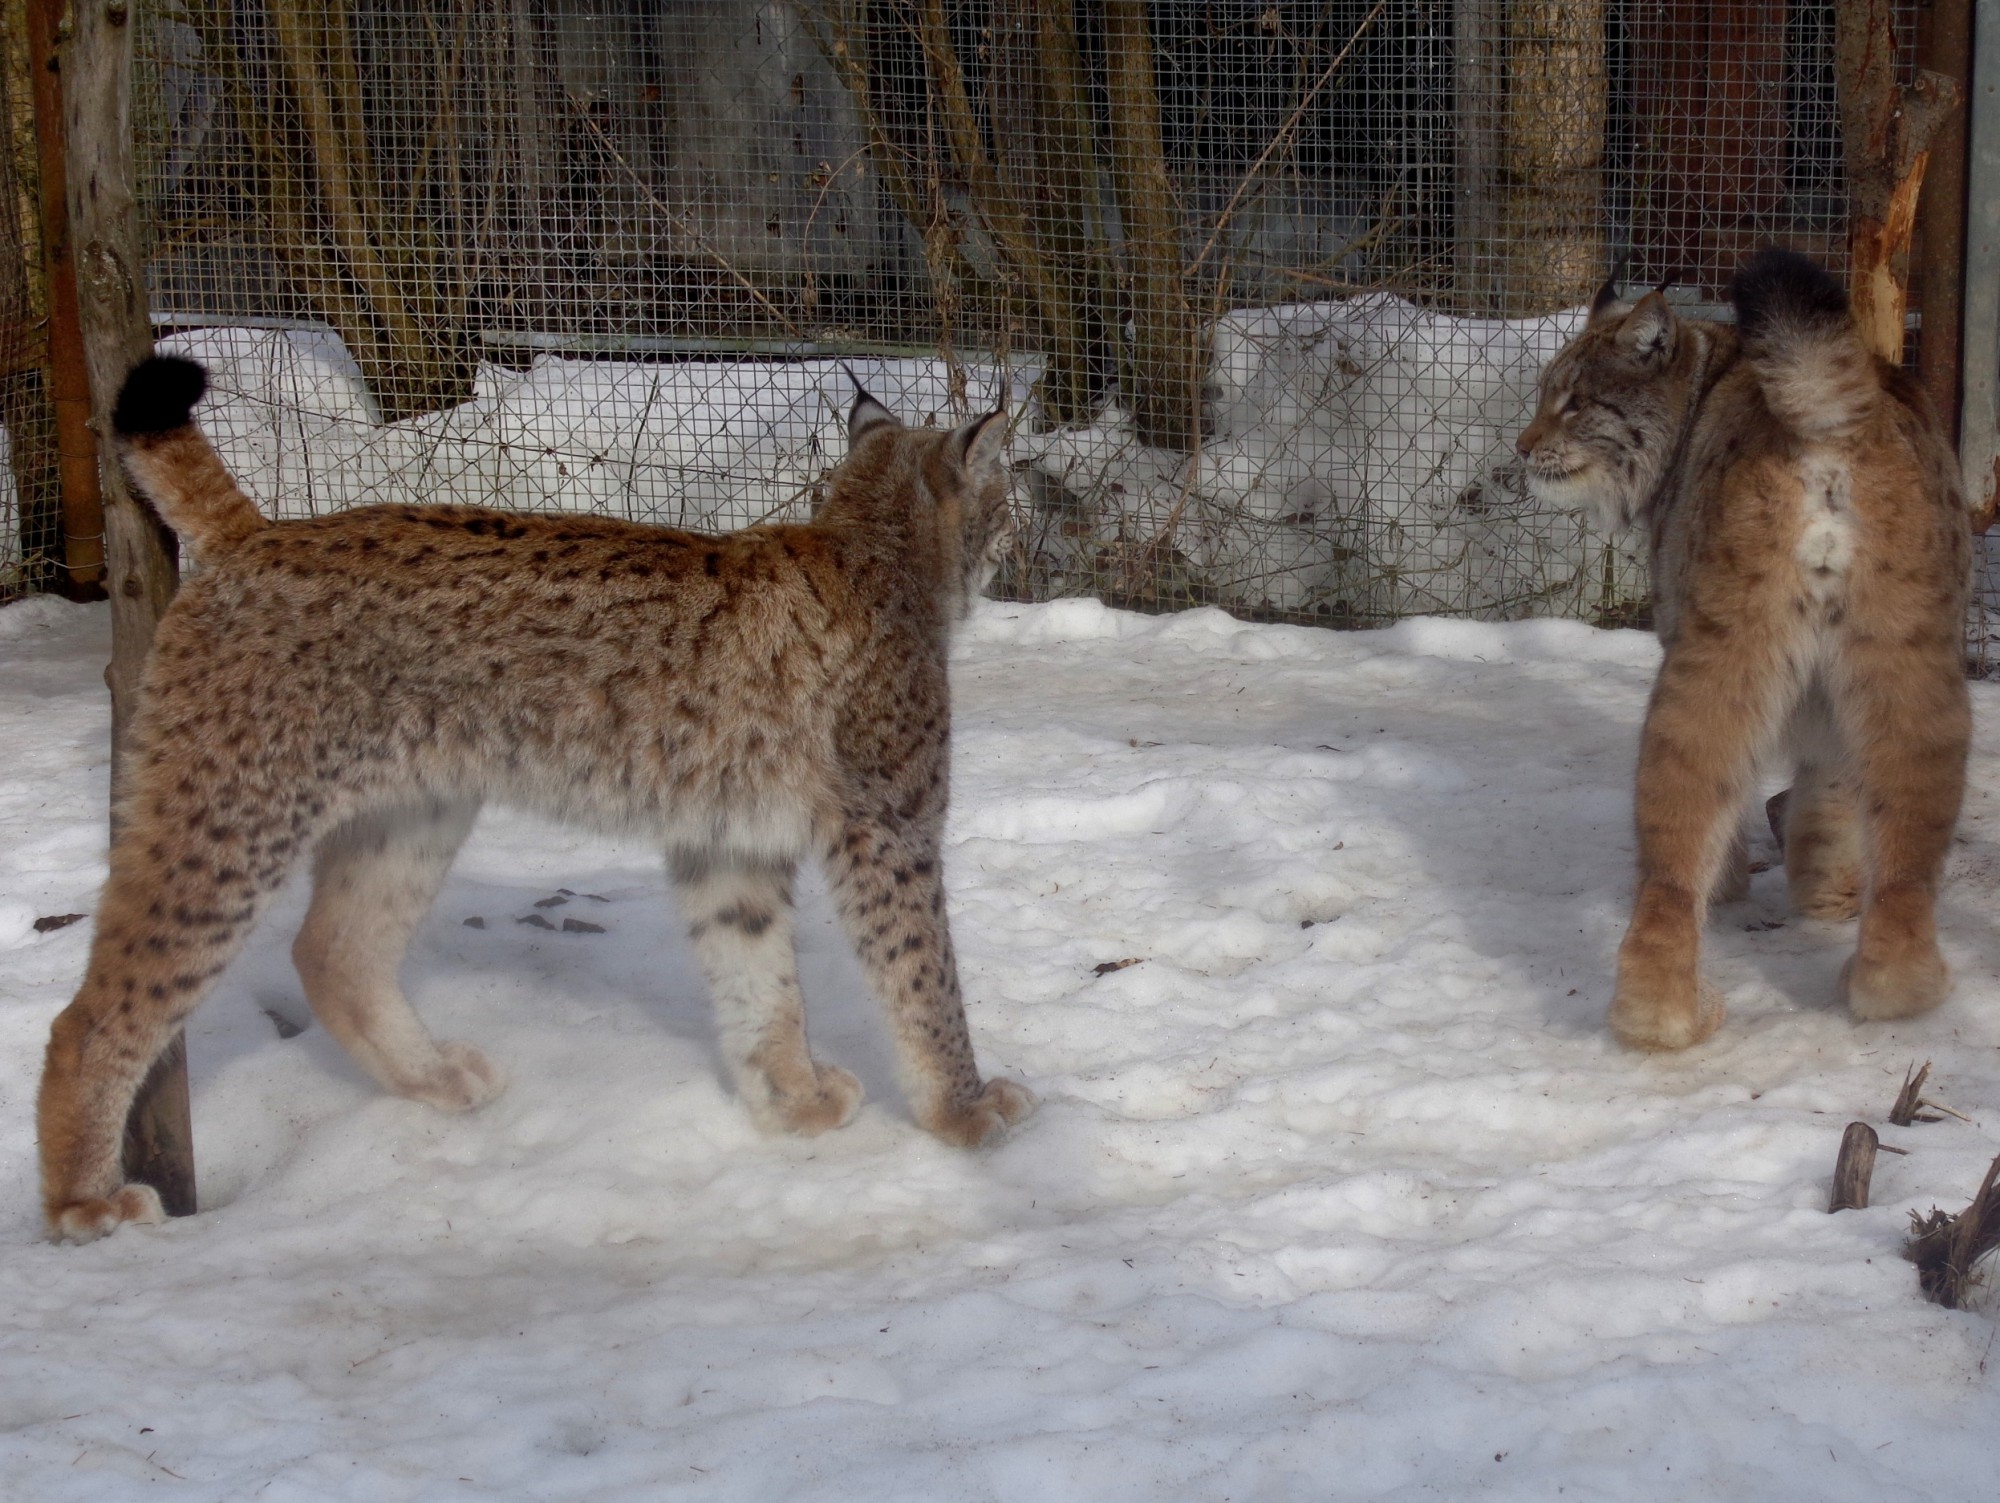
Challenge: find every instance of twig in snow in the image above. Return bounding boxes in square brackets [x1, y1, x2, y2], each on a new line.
[1889, 1059, 1961, 1125]
[1905, 1153, 2000, 1308]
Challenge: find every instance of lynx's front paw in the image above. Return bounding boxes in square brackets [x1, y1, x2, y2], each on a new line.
[1608, 975, 1725, 1052]
[923, 1077, 1037, 1148]
[47, 1183, 166, 1244]
[772, 1063, 864, 1136]
[1843, 949, 1950, 1021]
[403, 1041, 507, 1112]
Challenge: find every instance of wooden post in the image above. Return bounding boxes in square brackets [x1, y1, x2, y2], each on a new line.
[24, 0, 104, 596]
[60, 0, 194, 1216]
[1913, 0, 1971, 441]
[1835, 0, 1960, 363]
[1829, 1121, 1879, 1212]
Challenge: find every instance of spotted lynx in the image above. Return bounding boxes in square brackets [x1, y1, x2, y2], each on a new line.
[39, 356, 1034, 1242]
[1518, 250, 1970, 1050]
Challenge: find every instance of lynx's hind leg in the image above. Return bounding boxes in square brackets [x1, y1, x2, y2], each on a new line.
[671, 848, 861, 1135]
[39, 792, 298, 1240]
[1778, 682, 1864, 920]
[1611, 623, 1798, 1051]
[1713, 824, 1754, 904]
[293, 799, 504, 1111]
[822, 813, 1034, 1147]
[1785, 766, 1864, 921]
[1836, 632, 1968, 1021]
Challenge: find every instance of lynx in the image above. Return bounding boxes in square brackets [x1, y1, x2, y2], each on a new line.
[1518, 250, 1971, 1050]
[39, 356, 1034, 1242]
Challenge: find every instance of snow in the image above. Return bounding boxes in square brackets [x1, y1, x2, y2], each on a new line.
[129, 307, 1643, 628]
[4, 592, 1999, 1500]
[1014, 296, 1647, 622]
[152, 327, 1005, 534]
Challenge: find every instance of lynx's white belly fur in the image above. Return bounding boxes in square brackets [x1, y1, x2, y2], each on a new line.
[1795, 449, 1855, 599]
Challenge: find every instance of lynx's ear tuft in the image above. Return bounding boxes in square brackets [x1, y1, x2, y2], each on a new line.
[950, 409, 1009, 487]
[844, 365, 900, 445]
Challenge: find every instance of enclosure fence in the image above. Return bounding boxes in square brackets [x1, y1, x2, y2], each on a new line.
[3, 1, 1984, 646]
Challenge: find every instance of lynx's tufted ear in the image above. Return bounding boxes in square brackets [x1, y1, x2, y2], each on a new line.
[949, 409, 1009, 487]
[1616, 290, 1674, 364]
[1588, 274, 1625, 325]
[844, 365, 901, 445]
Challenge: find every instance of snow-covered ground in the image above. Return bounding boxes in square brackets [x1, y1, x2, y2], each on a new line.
[3, 593, 1999, 1501]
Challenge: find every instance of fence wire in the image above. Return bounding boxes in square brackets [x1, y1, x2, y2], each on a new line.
[2, 1, 1984, 646]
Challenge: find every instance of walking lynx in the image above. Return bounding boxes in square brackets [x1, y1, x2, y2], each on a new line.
[1518, 250, 1971, 1050]
[39, 356, 1034, 1242]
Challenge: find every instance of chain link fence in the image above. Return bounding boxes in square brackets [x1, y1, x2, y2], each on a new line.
[2, 1, 1977, 638]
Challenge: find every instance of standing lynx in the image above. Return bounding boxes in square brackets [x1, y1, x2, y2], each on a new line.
[39, 356, 1034, 1242]
[1518, 250, 1971, 1050]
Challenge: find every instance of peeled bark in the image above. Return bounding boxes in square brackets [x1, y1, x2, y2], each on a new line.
[1835, 0, 1959, 362]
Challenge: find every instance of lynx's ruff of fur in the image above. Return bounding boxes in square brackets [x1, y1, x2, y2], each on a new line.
[1518, 251, 1971, 1051]
[38, 356, 1034, 1242]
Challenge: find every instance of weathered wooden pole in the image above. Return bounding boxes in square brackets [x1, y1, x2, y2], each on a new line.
[56, 0, 194, 1215]
[23, 0, 104, 596]
[1913, 0, 1970, 443]
[1834, 0, 1960, 363]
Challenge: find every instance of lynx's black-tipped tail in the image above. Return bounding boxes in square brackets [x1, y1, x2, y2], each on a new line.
[1729, 250, 1879, 442]
[112, 356, 208, 437]
[111, 356, 267, 559]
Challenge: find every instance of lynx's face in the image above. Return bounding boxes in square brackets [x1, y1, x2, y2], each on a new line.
[1517, 290, 1687, 534]
[956, 430, 1018, 607]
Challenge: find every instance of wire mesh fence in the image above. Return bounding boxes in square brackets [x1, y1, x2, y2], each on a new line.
[2, 1, 1985, 642]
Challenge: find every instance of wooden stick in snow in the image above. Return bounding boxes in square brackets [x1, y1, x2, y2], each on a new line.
[1830, 1122, 1880, 1212]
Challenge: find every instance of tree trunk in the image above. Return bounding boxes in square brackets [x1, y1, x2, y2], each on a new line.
[1487, 0, 1605, 316]
[988, 0, 1111, 426]
[262, 0, 474, 421]
[1101, 0, 1202, 451]
[60, 0, 194, 1217]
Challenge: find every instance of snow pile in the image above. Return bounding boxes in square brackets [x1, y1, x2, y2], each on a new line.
[1015, 295, 1647, 622]
[158, 326, 1009, 531]
[146, 304, 1643, 625]
[4, 595, 1999, 1500]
